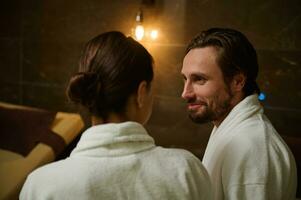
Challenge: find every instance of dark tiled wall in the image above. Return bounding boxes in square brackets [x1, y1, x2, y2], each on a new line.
[1, 0, 300, 158]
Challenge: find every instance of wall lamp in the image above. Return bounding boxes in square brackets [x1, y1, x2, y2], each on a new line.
[133, 0, 159, 41]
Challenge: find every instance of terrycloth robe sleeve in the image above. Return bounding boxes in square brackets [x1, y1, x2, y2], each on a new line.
[185, 153, 213, 200]
[20, 174, 39, 200]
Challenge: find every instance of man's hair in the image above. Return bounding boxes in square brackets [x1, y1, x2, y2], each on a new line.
[186, 28, 260, 96]
[66, 31, 153, 120]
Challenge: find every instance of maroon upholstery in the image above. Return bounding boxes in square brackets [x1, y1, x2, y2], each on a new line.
[0, 105, 66, 157]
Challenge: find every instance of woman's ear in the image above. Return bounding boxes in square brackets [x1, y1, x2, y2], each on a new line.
[231, 73, 246, 92]
[136, 81, 148, 108]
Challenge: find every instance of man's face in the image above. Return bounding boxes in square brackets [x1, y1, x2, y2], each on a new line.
[181, 46, 234, 125]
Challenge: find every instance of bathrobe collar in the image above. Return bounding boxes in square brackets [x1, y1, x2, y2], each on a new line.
[203, 94, 263, 165]
[214, 94, 263, 136]
[70, 121, 155, 157]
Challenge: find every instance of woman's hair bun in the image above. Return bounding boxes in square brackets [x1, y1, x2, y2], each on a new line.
[66, 72, 101, 106]
[66, 31, 153, 118]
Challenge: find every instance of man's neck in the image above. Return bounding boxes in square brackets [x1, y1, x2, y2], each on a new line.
[212, 93, 246, 127]
[212, 113, 229, 127]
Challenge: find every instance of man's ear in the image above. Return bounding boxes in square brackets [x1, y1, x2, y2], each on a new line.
[136, 81, 148, 108]
[231, 73, 246, 92]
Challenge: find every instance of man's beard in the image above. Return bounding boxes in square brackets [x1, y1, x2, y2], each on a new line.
[187, 92, 233, 124]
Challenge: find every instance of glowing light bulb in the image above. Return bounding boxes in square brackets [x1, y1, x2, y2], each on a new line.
[150, 30, 158, 40]
[135, 25, 144, 41]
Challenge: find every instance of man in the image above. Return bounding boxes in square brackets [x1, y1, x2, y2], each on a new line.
[181, 28, 297, 200]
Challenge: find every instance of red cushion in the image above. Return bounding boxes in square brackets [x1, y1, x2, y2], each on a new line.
[0, 105, 65, 157]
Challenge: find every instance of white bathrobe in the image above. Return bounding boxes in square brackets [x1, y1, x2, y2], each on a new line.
[202, 94, 297, 200]
[20, 121, 212, 200]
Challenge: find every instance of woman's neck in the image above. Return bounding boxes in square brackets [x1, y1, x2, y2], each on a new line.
[91, 114, 127, 126]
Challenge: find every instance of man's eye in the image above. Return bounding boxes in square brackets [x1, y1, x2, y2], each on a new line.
[197, 79, 206, 84]
[193, 77, 206, 84]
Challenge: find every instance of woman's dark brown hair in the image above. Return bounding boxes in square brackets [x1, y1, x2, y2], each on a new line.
[66, 31, 153, 119]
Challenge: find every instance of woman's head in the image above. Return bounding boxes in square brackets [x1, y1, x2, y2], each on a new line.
[67, 31, 154, 124]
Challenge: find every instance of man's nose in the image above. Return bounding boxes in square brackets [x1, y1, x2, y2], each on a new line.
[181, 82, 194, 100]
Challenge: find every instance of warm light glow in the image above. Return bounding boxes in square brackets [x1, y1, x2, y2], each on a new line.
[135, 25, 144, 41]
[150, 30, 158, 40]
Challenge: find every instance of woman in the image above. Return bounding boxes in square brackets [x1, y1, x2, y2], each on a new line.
[20, 31, 212, 200]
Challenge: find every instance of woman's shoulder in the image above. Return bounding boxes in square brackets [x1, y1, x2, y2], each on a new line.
[25, 159, 67, 183]
[144, 147, 212, 196]
[149, 146, 204, 168]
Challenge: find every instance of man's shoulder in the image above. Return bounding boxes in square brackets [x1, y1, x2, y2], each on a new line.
[224, 112, 290, 164]
[232, 112, 277, 138]
[227, 117, 274, 151]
